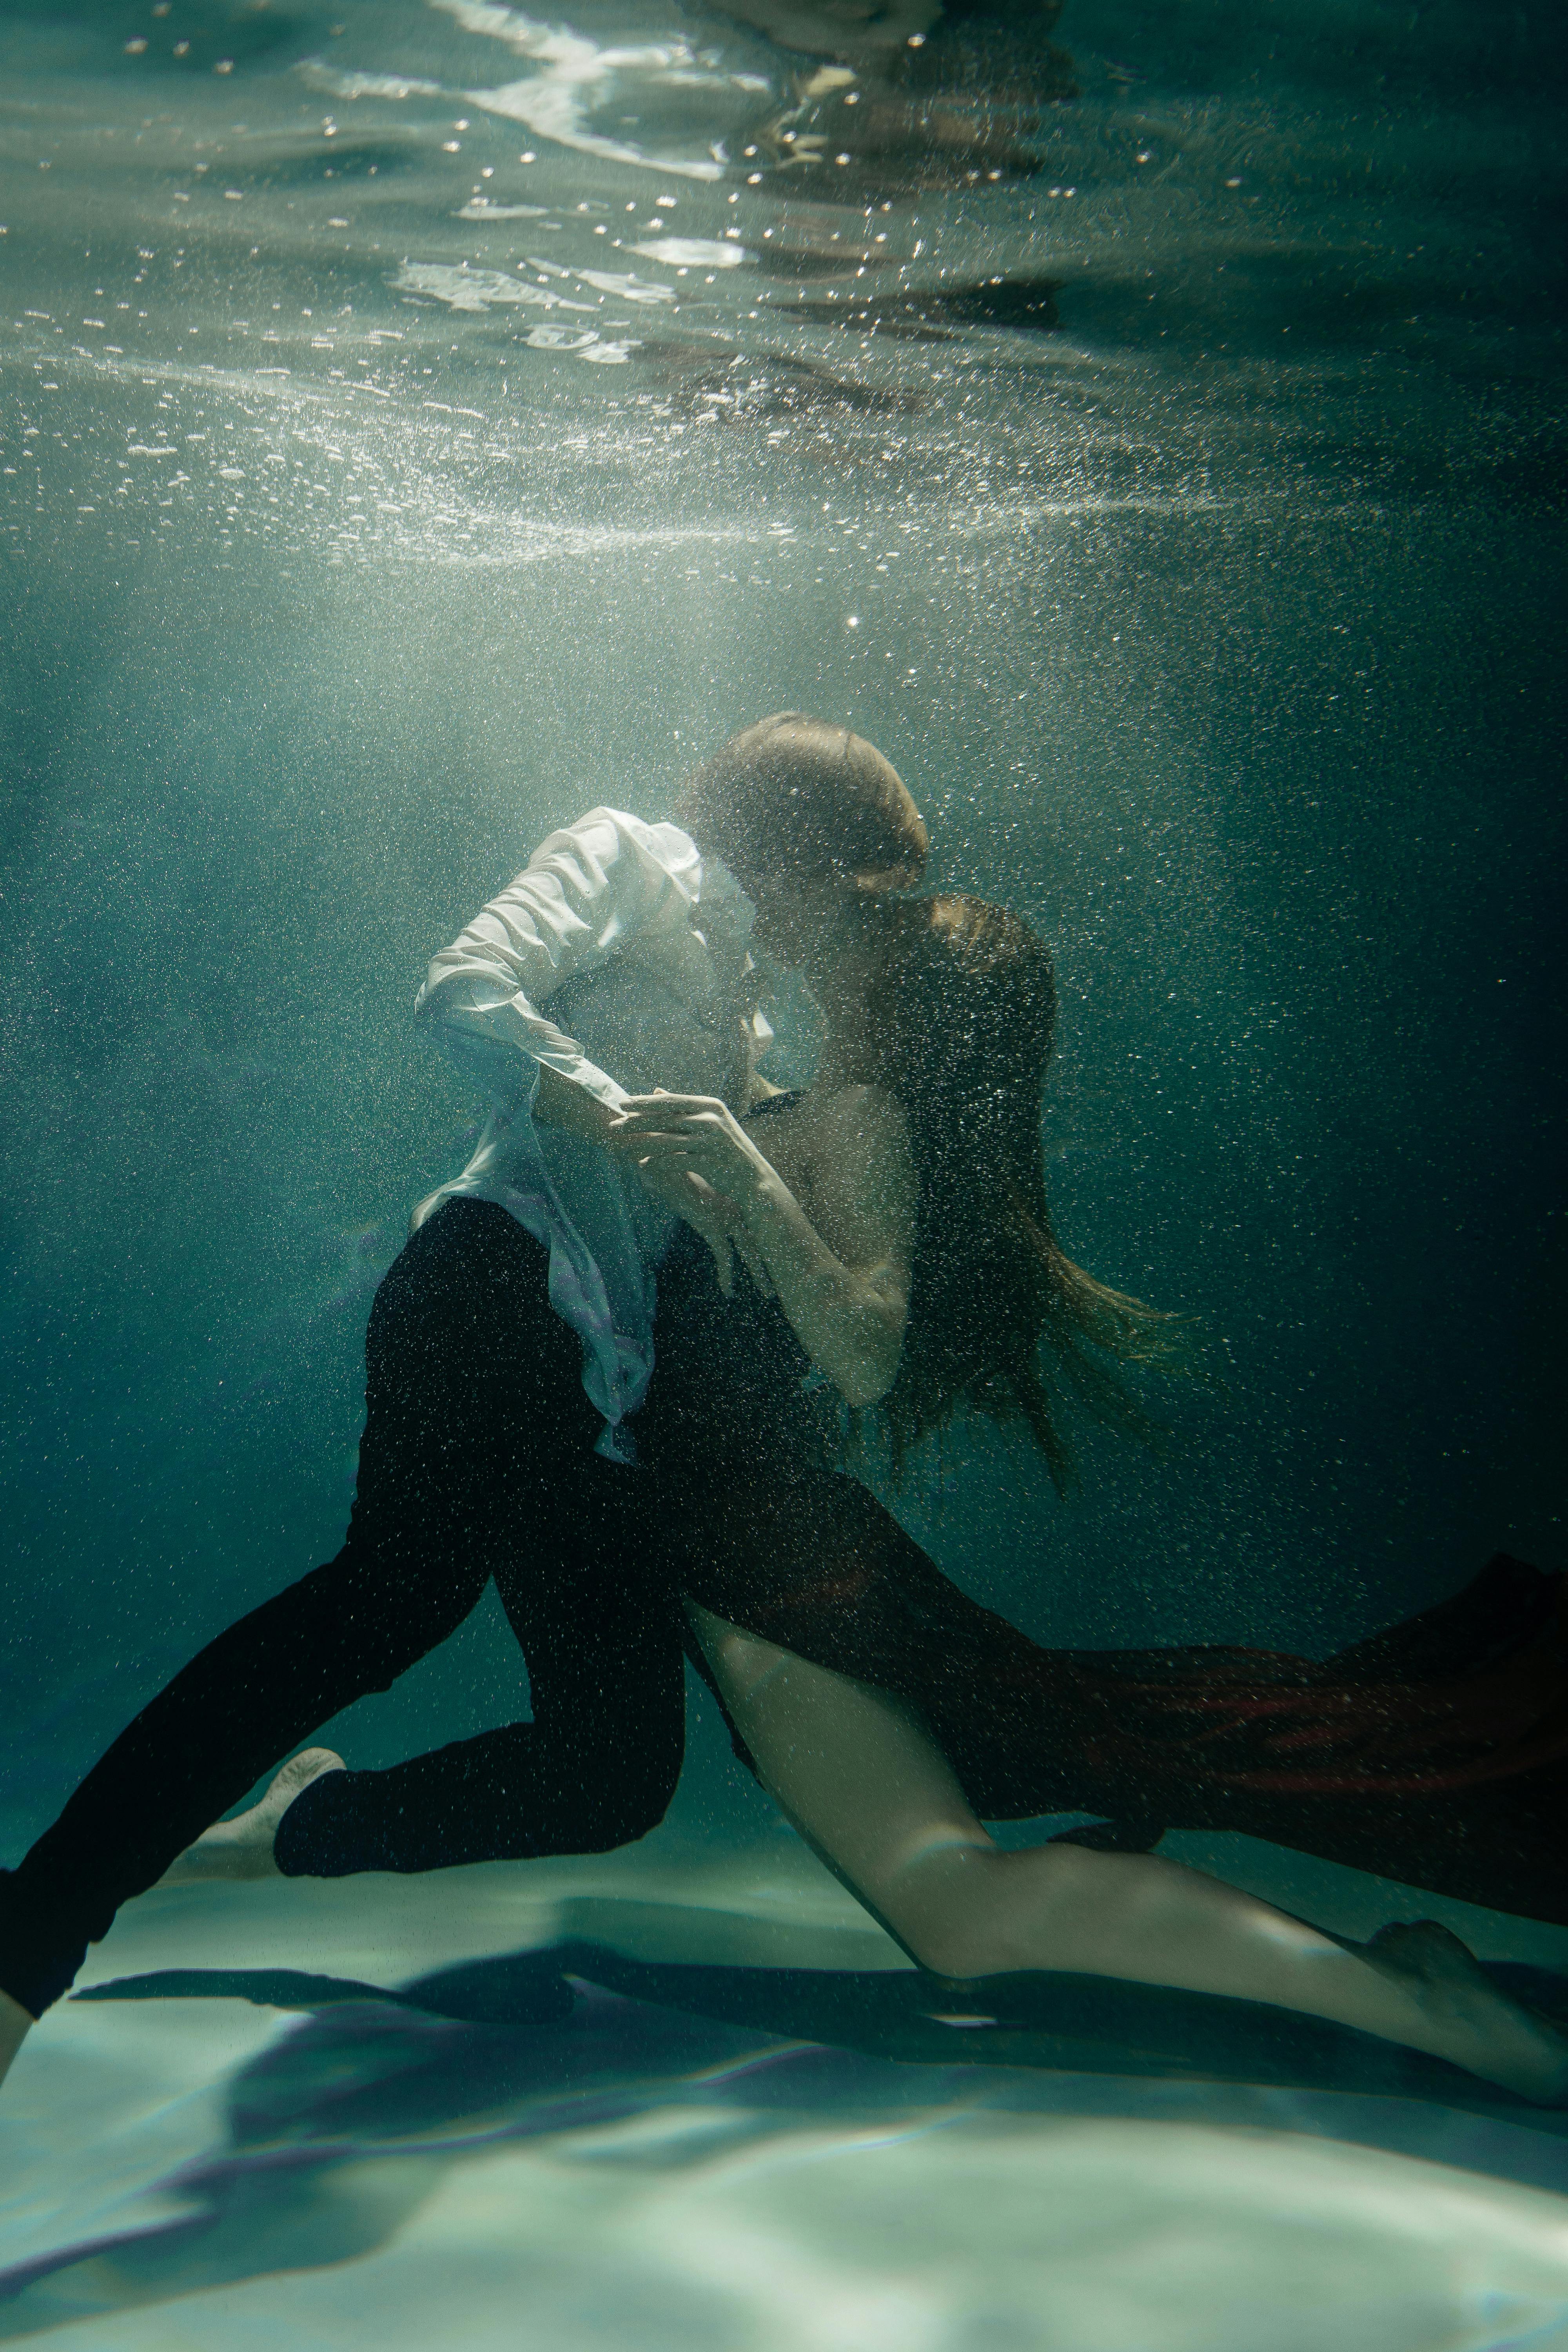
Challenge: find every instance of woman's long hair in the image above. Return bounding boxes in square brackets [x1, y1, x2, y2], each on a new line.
[851, 893, 1179, 1490]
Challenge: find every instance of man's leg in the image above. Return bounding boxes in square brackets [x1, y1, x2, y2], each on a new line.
[272, 1463, 684, 1875]
[0, 1200, 679, 2018]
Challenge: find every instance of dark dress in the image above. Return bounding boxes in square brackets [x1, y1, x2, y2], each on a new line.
[639, 1105, 1568, 1928]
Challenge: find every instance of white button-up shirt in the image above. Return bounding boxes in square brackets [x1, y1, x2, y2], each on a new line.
[413, 808, 757, 1451]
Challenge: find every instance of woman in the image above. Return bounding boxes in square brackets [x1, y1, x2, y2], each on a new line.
[605, 889, 1568, 2103]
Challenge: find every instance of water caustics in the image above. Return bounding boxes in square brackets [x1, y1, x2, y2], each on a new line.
[7, 0, 1556, 568]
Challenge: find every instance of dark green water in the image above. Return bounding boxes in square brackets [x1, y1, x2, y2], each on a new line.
[2, 0, 1562, 1829]
[1, 3, 1565, 2341]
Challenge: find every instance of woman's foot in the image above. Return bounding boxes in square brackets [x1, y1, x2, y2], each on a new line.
[158, 1749, 345, 1886]
[1365, 1919, 1568, 2104]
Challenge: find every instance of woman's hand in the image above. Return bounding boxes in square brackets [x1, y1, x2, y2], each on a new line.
[611, 1085, 914, 1410]
[608, 1094, 776, 1215]
[608, 1094, 776, 1298]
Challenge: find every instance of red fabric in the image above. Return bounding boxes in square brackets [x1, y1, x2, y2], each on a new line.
[963, 1555, 1568, 1802]
[646, 1232, 1568, 1923]
[678, 1488, 1568, 1921]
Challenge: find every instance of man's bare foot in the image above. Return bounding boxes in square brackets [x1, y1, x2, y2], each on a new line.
[0, 1987, 33, 2093]
[158, 1748, 346, 1886]
[1365, 1919, 1568, 2104]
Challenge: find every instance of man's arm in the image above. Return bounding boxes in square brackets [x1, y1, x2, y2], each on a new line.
[415, 808, 702, 1110]
[531, 1061, 622, 1142]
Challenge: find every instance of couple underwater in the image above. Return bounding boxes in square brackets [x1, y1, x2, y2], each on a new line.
[4, 713, 1568, 2105]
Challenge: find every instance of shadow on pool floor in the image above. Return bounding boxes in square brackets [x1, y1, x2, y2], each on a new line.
[1, 1939, 1564, 2337]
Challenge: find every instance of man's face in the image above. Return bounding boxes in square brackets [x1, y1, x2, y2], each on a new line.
[746, 871, 856, 966]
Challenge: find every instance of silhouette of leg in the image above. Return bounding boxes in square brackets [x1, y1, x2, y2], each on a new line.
[0, 1201, 682, 2017]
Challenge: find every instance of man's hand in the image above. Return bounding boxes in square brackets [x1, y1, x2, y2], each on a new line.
[607, 1094, 775, 1208]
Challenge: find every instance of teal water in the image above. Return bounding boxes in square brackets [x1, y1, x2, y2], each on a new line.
[2, 3, 1566, 2344]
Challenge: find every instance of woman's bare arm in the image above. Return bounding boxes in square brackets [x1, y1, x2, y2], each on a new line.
[607, 1086, 915, 1407]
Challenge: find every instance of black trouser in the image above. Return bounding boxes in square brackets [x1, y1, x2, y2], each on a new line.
[0, 1201, 686, 2019]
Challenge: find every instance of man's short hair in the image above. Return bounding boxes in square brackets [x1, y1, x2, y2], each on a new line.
[674, 713, 928, 889]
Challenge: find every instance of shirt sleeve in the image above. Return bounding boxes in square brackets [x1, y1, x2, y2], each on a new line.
[414, 807, 702, 1110]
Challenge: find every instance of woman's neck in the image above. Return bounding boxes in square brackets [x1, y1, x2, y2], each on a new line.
[799, 913, 882, 1094]
[812, 1031, 864, 1094]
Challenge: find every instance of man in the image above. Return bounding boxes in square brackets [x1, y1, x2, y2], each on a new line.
[0, 714, 927, 2086]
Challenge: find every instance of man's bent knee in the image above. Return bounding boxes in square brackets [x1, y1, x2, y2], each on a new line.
[571, 1793, 670, 1853]
[568, 1749, 681, 1853]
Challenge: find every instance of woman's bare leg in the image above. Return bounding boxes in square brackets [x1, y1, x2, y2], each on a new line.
[688, 1604, 1568, 2103]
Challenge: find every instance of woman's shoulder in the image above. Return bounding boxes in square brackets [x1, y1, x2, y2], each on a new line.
[811, 1082, 913, 1179]
[816, 1078, 903, 1129]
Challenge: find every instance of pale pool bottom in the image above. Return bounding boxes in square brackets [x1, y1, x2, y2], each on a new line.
[3, 1831, 1568, 2352]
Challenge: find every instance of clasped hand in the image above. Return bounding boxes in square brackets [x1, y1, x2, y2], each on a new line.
[606, 1093, 777, 1298]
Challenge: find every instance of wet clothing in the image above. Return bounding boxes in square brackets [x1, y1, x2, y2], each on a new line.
[0, 806, 758, 2020]
[415, 806, 756, 1437]
[8, 1123, 1568, 2024]
[640, 1144, 1568, 1927]
[0, 1202, 686, 2021]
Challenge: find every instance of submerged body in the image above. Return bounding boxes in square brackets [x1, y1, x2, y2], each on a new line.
[3, 836, 1563, 2111]
[0, 719, 929, 2074]
[644, 1127, 1568, 1924]
[624, 1085, 1568, 2099]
